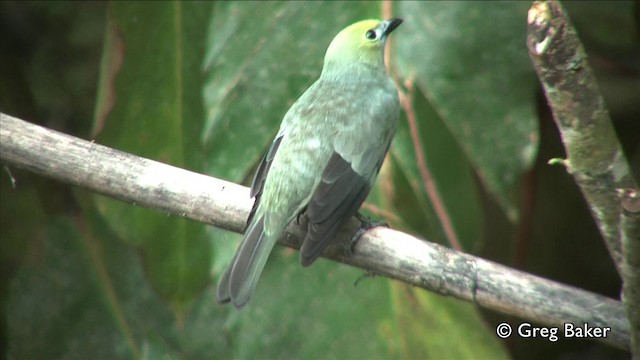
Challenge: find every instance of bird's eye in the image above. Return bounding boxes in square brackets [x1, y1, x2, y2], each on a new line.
[365, 30, 377, 40]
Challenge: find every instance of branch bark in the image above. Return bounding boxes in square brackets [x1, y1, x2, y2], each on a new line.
[0, 112, 631, 350]
[618, 188, 640, 355]
[526, 1, 639, 354]
[527, 0, 638, 274]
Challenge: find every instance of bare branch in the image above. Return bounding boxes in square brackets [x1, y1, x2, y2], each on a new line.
[527, 2, 639, 354]
[0, 112, 631, 350]
[527, 0, 638, 274]
[618, 188, 640, 355]
[0, 113, 251, 234]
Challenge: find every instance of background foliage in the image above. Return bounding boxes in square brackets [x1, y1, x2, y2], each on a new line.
[1, 1, 638, 359]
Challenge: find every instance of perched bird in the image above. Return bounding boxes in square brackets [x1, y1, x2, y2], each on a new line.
[217, 18, 403, 307]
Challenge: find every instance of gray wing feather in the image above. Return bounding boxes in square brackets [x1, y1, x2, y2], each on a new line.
[216, 213, 270, 307]
[300, 147, 385, 266]
[216, 135, 283, 307]
[250, 135, 283, 198]
[245, 135, 283, 228]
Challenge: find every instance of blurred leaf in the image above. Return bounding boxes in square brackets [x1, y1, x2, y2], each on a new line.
[563, 1, 640, 127]
[6, 216, 133, 359]
[366, 83, 491, 358]
[391, 283, 509, 359]
[5, 214, 229, 360]
[92, 1, 212, 314]
[389, 88, 482, 250]
[20, 2, 104, 133]
[217, 249, 398, 358]
[563, 1, 638, 48]
[395, 2, 539, 221]
[0, 173, 47, 271]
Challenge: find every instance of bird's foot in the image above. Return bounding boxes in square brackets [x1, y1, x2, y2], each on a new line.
[349, 212, 388, 254]
[353, 270, 380, 287]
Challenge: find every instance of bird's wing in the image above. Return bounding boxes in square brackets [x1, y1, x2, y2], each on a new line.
[216, 134, 284, 307]
[216, 211, 272, 307]
[245, 134, 283, 228]
[299, 153, 381, 266]
[299, 116, 395, 266]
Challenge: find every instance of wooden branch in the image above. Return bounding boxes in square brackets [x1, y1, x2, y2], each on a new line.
[0, 112, 631, 350]
[618, 188, 640, 354]
[527, 2, 639, 354]
[526, 0, 638, 275]
[0, 114, 251, 234]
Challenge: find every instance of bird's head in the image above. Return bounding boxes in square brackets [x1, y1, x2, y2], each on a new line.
[322, 18, 403, 77]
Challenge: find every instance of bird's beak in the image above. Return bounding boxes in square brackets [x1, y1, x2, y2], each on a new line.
[381, 18, 403, 37]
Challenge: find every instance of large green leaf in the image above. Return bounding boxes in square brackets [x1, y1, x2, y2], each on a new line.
[92, 1, 212, 314]
[389, 88, 482, 251]
[395, 2, 539, 221]
[6, 217, 130, 359]
[218, 250, 398, 358]
[5, 214, 229, 360]
[391, 283, 509, 359]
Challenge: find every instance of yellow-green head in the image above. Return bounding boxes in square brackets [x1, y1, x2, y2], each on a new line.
[323, 18, 403, 76]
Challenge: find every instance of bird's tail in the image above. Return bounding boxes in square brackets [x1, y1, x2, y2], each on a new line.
[216, 214, 279, 307]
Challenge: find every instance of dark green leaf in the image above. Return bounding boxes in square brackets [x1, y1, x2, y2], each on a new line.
[92, 1, 213, 313]
[217, 249, 398, 358]
[389, 89, 482, 250]
[391, 283, 509, 359]
[396, 2, 539, 221]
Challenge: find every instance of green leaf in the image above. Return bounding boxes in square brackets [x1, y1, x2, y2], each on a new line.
[395, 2, 539, 221]
[391, 283, 510, 359]
[217, 249, 399, 358]
[388, 89, 483, 250]
[92, 1, 212, 313]
[392, 87, 482, 251]
[6, 216, 134, 359]
[0, 172, 48, 272]
[5, 214, 229, 360]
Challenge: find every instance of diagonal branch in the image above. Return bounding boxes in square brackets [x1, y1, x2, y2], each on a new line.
[0, 112, 631, 350]
[526, 0, 638, 275]
[526, 1, 639, 354]
[618, 188, 640, 355]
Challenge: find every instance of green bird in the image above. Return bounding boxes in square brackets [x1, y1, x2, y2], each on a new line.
[217, 18, 403, 307]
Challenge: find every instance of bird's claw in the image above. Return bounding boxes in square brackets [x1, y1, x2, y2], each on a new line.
[353, 270, 379, 287]
[348, 212, 388, 254]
